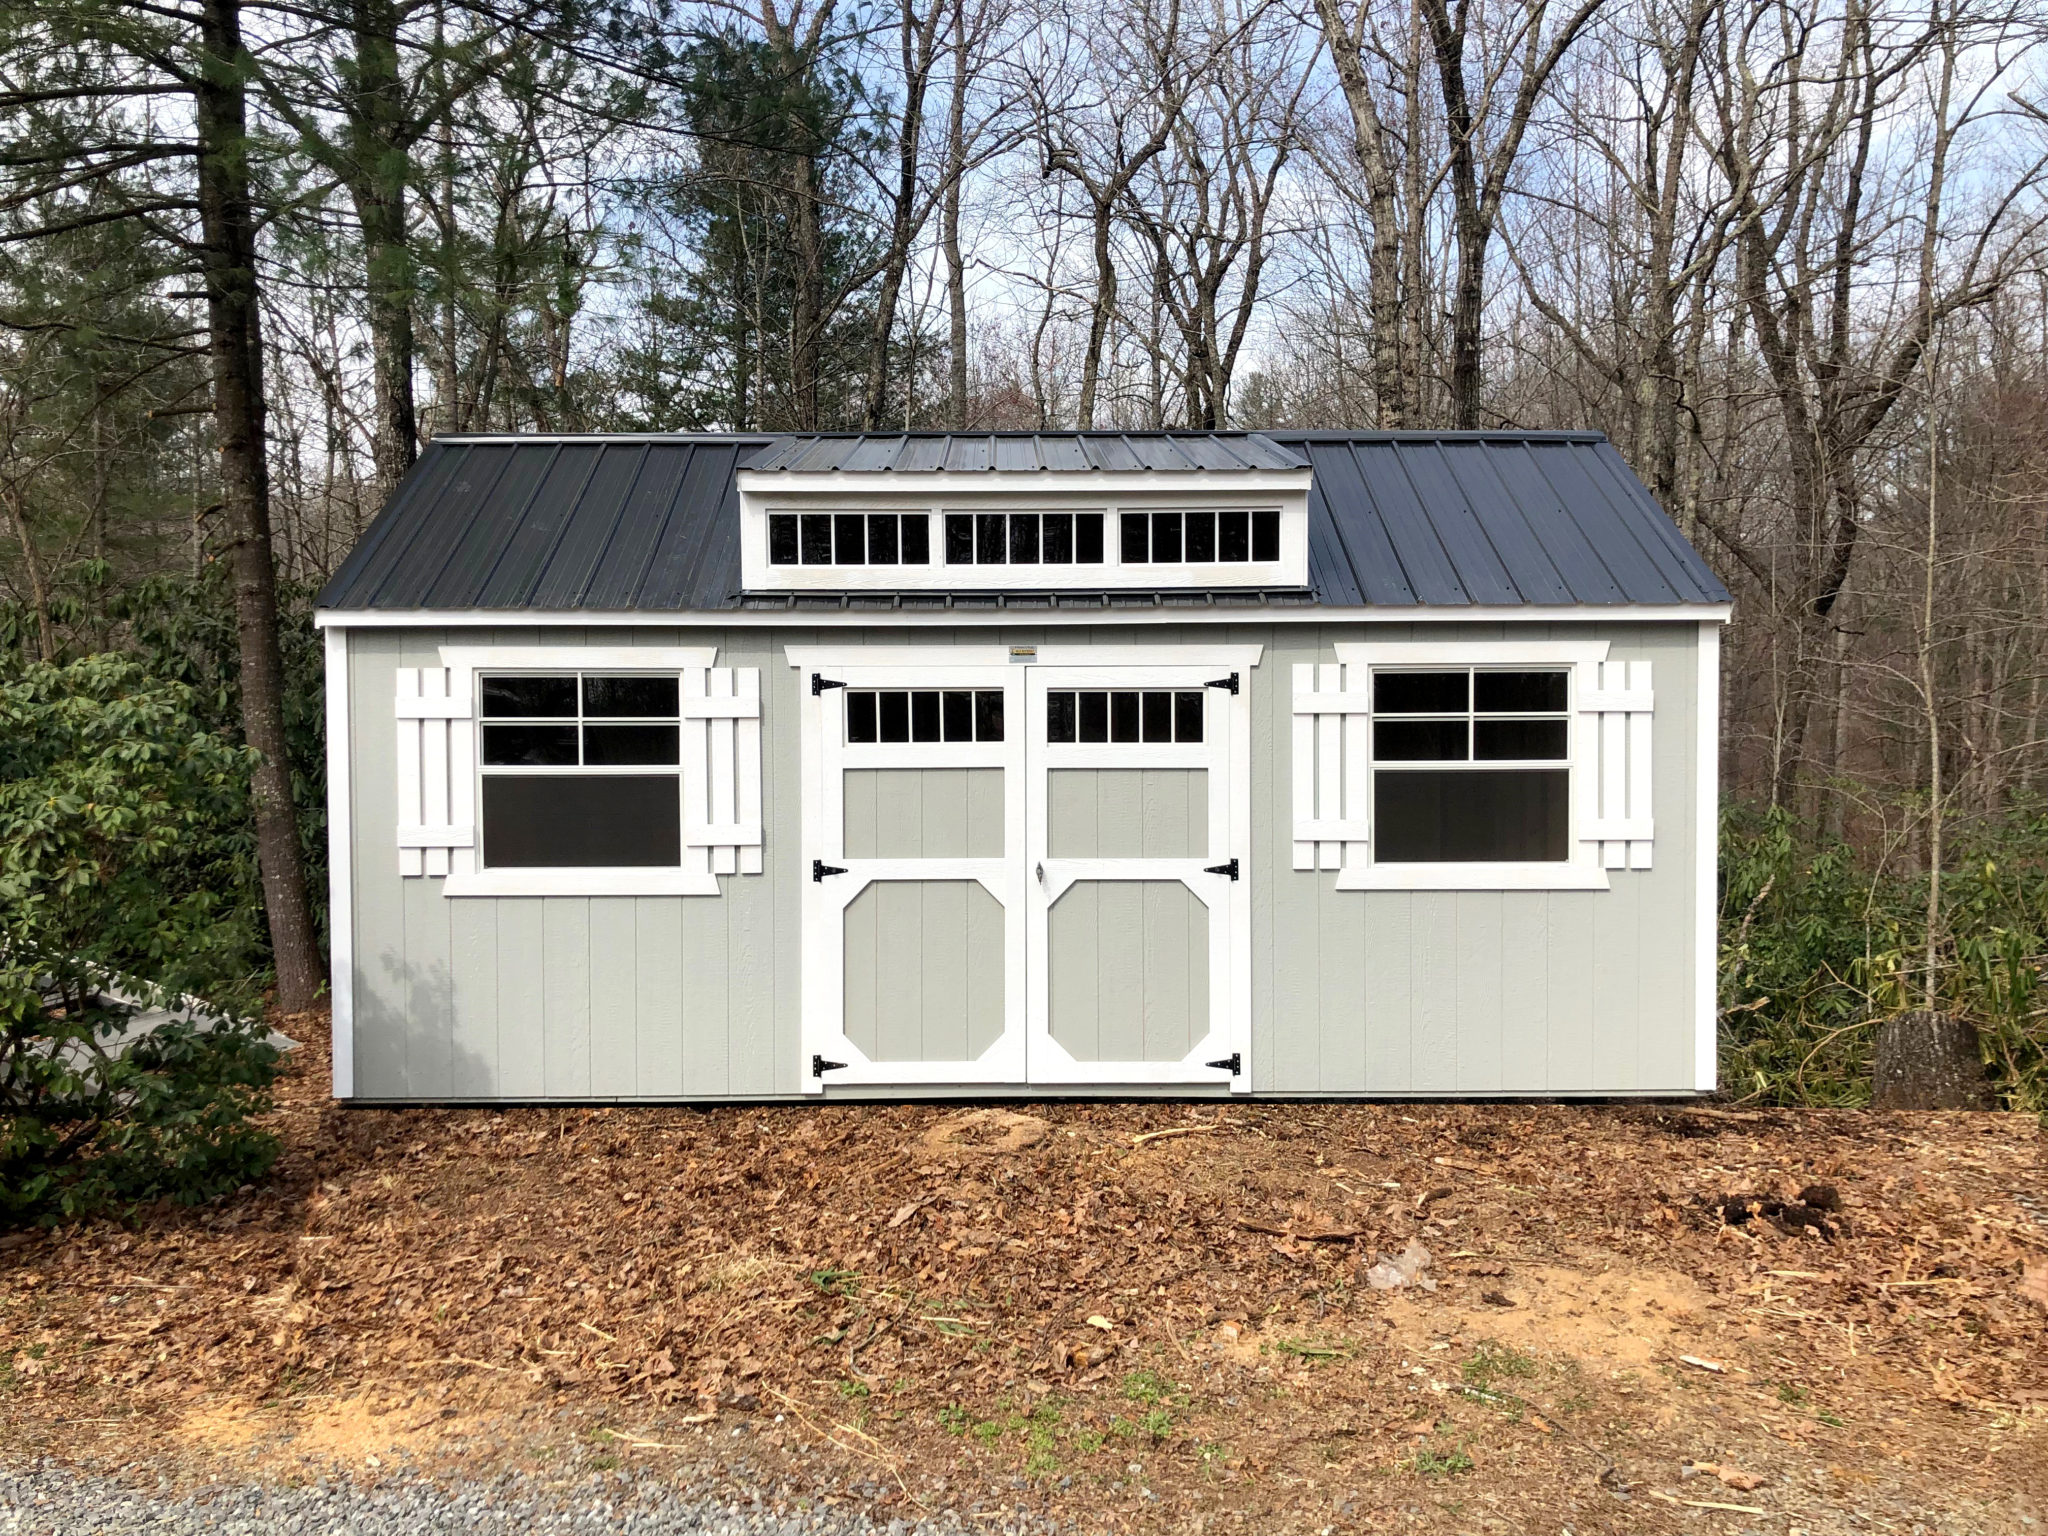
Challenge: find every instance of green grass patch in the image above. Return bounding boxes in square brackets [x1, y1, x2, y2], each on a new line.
[1460, 1340, 1538, 1390]
[1408, 1443, 1475, 1479]
[809, 1267, 861, 1297]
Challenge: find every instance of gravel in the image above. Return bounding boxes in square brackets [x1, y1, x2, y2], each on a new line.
[0, 1461, 1083, 1536]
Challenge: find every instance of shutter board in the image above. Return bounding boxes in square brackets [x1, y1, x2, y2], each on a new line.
[1580, 659, 1654, 870]
[682, 666, 765, 874]
[393, 666, 475, 878]
[1291, 661, 1371, 873]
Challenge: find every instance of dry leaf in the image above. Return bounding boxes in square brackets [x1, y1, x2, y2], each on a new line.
[1085, 1314, 1114, 1330]
[2020, 1261, 2048, 1312]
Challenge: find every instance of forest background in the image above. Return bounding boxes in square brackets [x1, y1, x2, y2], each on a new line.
[5, 0, 2048, 1112]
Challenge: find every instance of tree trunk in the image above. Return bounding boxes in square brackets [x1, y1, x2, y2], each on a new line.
[3, 483, 57, 664]
[1871, 1011, 1989, 1110]
[942, 0, 969, 427]
[348, 0, 417, 502]
[196, 0, 325, 1013]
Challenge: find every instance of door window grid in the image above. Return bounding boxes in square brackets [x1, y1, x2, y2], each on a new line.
[1120, 509, 1279, 564]
[769, 511, 931, 566]
[944, 511, 1106, 565]
[847, 688, 1006, 744]
[1046, 690, 1204, 744]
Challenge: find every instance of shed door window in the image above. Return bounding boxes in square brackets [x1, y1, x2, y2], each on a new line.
[478, 674, 681, 867]
[1371, 669, 1569, 862]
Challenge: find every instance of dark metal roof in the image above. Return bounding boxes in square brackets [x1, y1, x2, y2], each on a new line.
[744, 431, 1308, 473]
[316, 430, 1730, 613]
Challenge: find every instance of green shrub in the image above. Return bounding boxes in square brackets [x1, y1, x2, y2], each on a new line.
[1719, 801, 2048, 1110]
[0, 655, 282, 1222]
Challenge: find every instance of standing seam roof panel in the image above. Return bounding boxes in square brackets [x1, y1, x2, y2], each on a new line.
[320, 438, 469, 607]
[1335, 443, 1473, 605]
[382, 442, 545, 609]
[525, 443, 649, 609]
[1388, 442, 1525, 605]
[456, 443, 604, 609]
[1430, 441, 1576, 604]
[1529, 444, 1686, 604]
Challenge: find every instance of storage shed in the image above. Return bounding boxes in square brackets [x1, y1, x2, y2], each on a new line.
[317, 430, 1729, 1102]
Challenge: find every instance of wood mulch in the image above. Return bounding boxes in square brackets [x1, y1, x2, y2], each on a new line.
[1, 1014, 2043, 1533]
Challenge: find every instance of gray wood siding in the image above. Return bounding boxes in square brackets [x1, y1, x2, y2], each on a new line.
[1047, 769, 1207, 858]
[342, 619, 1705, 1099]
[844, 769, 1004, 858]
[843, 879, 1005, 1061]
[1048, 880, 1209, 1061]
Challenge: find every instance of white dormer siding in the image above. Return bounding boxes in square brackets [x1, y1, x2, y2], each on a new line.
[735, 468, 1314, 593]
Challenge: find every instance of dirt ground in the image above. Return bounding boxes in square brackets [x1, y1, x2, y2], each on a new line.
[1, 1016, 2044, 1534]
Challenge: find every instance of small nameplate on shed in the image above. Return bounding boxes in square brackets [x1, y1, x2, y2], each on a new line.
[1009, 646, 1037, 665]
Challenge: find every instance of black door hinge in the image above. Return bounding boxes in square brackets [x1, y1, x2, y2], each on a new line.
[812, 673, 846, 695]
[1205, 1053, 1242, 1074]
[812, 1054, 847, 1077]
[1204, 857, 1239, 880]
[812, 859, 848, 881]
[1205, 672, 1240, 694]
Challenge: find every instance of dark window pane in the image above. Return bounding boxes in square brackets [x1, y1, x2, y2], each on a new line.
[483, 774, 679, 867]
[1047, 691, 1077, 743]
[1110, 690, 1141, 742]
[911, 690, 941, 742]
[1252, 509, 1280, 561]
[879, 691, 910, 743]
[848, 691, 878, 743]
[583, 724, 679, 765]
[1185, 510, 1216, 562]
[1151, 512, 1183, 563]
[901, 515, 930, 564]
[1008, 513, 1040, 564]
[1141, 691, 1172, 742]
[941, 690, 972, 742]
[481, 722, 578, 765]
[1078, 691, 1109, 743]
[974, 690, 1004, 741]
[1475, 670, 1568, 713]
[1120, 513, 1148, 563]
[1374, 769, 1569, 862]
[945, 513, 974, 564]
[1077, 514, 1105, 563]
[866, 513, 898, 564]
[1374, 719, 1469, 761]
[1374, 670, 1469, 714]
[582, 675, 677, 717]
[482, 675, 576, 718]
[769, 514, 799, 565]
[1218, 510, 1250, 561]
[1174, 691, 1204, 742]
[834, 514, 865, 564]
[1475, 719, 1569, 761]
[800, 513, 833, 565]
[976, 512, 1007, 564]
[1042, 512, 1074, 564]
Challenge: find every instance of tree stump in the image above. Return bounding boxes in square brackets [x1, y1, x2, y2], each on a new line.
[1870, 1010, 1991, 1110]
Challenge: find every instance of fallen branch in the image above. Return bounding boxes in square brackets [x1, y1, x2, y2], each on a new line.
[1133, 1126, 1213, 1147]
[1235, 1220, 1367, 1243]
[1647, 1490, 1769, 1515]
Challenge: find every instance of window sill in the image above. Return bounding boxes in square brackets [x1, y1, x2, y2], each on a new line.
[1334, 862, 1611, 892]
[441, 867, 721, 897]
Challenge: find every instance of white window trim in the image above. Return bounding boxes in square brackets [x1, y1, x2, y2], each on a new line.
[1312, 639, 1620, 892]
[422, 645, 752, 898]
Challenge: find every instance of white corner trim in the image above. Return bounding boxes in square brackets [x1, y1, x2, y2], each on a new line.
[439, 645, 718, 673]
[443, 867, 722, 897]
[316, 603, 1735, 630]
[323, 626, 354, 1099]
[1332, 638, 1610, 667]
[1696, 620, 1722, 1091]
[1335, 862, 1613, 892]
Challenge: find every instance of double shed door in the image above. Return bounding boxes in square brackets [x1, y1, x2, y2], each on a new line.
[800, 657, 1249, 1091]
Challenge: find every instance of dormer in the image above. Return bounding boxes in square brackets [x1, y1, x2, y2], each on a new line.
[736, 432, 1312, 595]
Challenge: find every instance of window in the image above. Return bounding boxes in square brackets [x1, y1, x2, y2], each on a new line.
[768, 511, 930, 566]
[1120, 509, 1279, 564]
[847, 688, 1005, 743]
[478, 673, 681, 867]
[1370, 669, 1569, 862]
[944, 511, 1105, 565]
[1046, 690, 1204, 744]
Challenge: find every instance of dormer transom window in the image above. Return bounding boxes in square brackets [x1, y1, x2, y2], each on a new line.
[769, 511, 931, 567]
[944, 511, 1107, 566]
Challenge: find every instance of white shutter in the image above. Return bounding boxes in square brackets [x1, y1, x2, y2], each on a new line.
[394, 666, 475, 878]
[1290, 662, 1371, 873]
[682, 666, 764, 876]
[1577, 659, 1654, 869]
